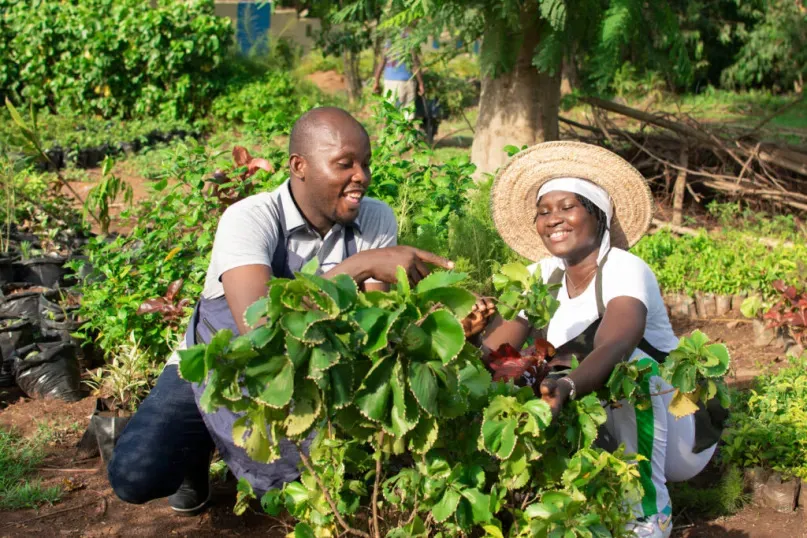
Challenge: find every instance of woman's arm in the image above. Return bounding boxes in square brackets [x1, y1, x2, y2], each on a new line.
[540, 296, 647, 416]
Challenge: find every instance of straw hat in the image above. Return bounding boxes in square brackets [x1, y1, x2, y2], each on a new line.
[491, 141, 654, 262]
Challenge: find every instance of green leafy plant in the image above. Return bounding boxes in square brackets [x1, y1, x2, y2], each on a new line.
[722, 354, 807, 479]
[492, 262, 560, 330]
[605, 330, 731, 419]
[84, 157, 133, 236]
[0, 0, 232, 120]
[180, 262, 643, 536]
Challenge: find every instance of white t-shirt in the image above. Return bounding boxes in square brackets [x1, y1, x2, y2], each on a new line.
[526, 248, 679, 360]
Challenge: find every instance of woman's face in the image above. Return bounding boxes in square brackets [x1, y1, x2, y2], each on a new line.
[535, 191, 601, 262]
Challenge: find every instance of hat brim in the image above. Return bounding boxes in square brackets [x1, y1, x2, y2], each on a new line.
[491, 141, 654, 262]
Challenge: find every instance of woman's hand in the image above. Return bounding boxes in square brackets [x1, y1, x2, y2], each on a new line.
[462, 297, 496, 337]
[539, 377, 573, 419]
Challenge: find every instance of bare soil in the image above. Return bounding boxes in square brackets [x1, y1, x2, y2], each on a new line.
[305, 70, 347, 95]
[0, 318, 803, 537]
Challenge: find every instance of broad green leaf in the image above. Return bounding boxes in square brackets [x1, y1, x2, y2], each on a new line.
[460, 488, 493, 523]
[408, 360, 439, 415]
[284, 481, 310, 517]
[403, 324, 430, 353]
[355, 357, 395, 422]
[285, 335, 310, 369]
[284, 379, 322, 437]
[354, 307, 393, 353]
[414, 271, 468, 293]
[260, 489, 283, 516]
[671, 361, 697, 393]
[436, 366, 468, 418]
[408, 415, 439, 454]
[458, 356, 493, 406]
[420, 309, 465, 364]
[244, 298, 268, 327]
[396, 266, 410, 295]
[418, 287, 477, 319]
[390, 361, 420, 437]
[702, 344, 731, 377]
[523, 399, 553, 430]
[234, 477, 255, 516]
[309, 343, 340, 373]
[281, 311, 328, 342]
[432, 487, 461, 523]
[500, 263, 531, 286]
[687, 330, 710, 349]
[499, 445, 530, 490]
[300, 258, 319, 275]
[205, 329, 232, 371]
[248, 325, 276, 349]
[482, 524, 505, 538]
[329, 363, 354, 409]
[481, 418, 517, 460]
[178, 344, 206, 382]
[256, 358, 295, 408]
[294, 523, 317, 538]
[668, 390, 699, 418]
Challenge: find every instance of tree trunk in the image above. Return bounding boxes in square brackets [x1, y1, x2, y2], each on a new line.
[342, 49, 362, 103]
[672, 145, 689, 226]
[470, 26, 561, 176]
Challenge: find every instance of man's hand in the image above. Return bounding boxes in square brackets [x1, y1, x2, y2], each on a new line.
[462, 297, 496, 337]
[357, 246, 453, 285]
[539, 377, 572, 419]
[417, 81, 425, 96]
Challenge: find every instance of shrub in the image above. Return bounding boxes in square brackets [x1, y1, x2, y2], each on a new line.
[0, 0, 232, 120]
[721, 355, 807, 479]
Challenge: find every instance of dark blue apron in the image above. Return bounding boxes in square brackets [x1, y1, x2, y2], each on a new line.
[186, 224, 356, 494]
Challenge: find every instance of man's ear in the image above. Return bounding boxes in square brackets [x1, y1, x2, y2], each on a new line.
[289, 154, 306, 180]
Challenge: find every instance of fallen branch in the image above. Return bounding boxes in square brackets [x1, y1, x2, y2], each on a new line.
[650, 218, 795, 248]
[1, 494, 107, 528]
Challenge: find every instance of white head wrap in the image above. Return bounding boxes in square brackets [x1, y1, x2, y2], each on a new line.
[537, 177, 613, 265]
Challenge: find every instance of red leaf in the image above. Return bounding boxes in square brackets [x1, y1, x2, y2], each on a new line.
[246, 157, 274, 178]
[165, 279, 184, 302]
[490, 343, 522, 362]
[232, 146, 251, 167]
[136, 298, 169, 315]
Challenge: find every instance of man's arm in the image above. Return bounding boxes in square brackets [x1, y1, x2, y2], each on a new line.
[222, 246, 453, 335]
[411, 51, 425, 95]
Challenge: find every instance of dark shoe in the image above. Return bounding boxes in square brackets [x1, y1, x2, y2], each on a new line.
[168, 470, 211, 516]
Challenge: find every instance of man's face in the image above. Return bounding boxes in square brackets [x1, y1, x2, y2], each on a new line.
[297, 121, 371, 227]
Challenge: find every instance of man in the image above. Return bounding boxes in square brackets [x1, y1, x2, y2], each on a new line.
[372, 34, 425, 119]
[108, 107, 453, 515]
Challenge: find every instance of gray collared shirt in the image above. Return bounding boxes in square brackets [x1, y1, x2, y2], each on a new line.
[201, 180, 397, 299]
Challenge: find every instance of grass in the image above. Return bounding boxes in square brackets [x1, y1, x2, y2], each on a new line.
[0, 428, 62, 510]
[668, 465, 748, 520]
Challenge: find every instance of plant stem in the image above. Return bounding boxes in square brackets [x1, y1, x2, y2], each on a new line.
[372, 431, 384, 538]
[296, 445, 370, 538]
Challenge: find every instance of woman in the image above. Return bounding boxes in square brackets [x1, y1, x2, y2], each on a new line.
[468, 142, 716, 538]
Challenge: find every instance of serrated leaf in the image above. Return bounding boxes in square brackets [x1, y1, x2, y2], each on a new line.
[482, 524, 505, 538]
[234, 477, 255, 516]
[354, 307, 394, 353]
[481, 418, 517, 460]
[256, 358, 294, 408]
[284, 379, 322, 437]
[390, 361, 420, 437]
[408, 360, 439, 415]
[309, 343, 340, 372]
[260, 489, 283, 516]
[300, 258, 319, 275]
[418, 287, 477, 319]
[500, 263, 531, 286]
[420, 309, 465, 364]
[415, 271, 468, 293]
[245, 298, 268, 327]
[461, 488, 493, 523]
[178, 344, 207, 382]
[671, 361, 697, 393]
[702, 344, 731, 377]
[281, 311, 328, 342]
[432, 487, 461, 523]
[329, 363, 354, 409]
[668, 390, 700, 418]
[522, 399, 552, 429]
[248, 325, 277, 349]
[354, 357, 395, 422]
[294, 522, 316, 538]
[408, 414, 439, 454]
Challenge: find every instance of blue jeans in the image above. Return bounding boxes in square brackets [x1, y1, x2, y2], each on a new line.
[108, 365, 214, 504]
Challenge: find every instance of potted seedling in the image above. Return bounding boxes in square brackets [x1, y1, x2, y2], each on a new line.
[206, 146, 273, 208]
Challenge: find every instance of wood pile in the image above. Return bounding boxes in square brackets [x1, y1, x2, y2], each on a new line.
[559, 96, 807, 224]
